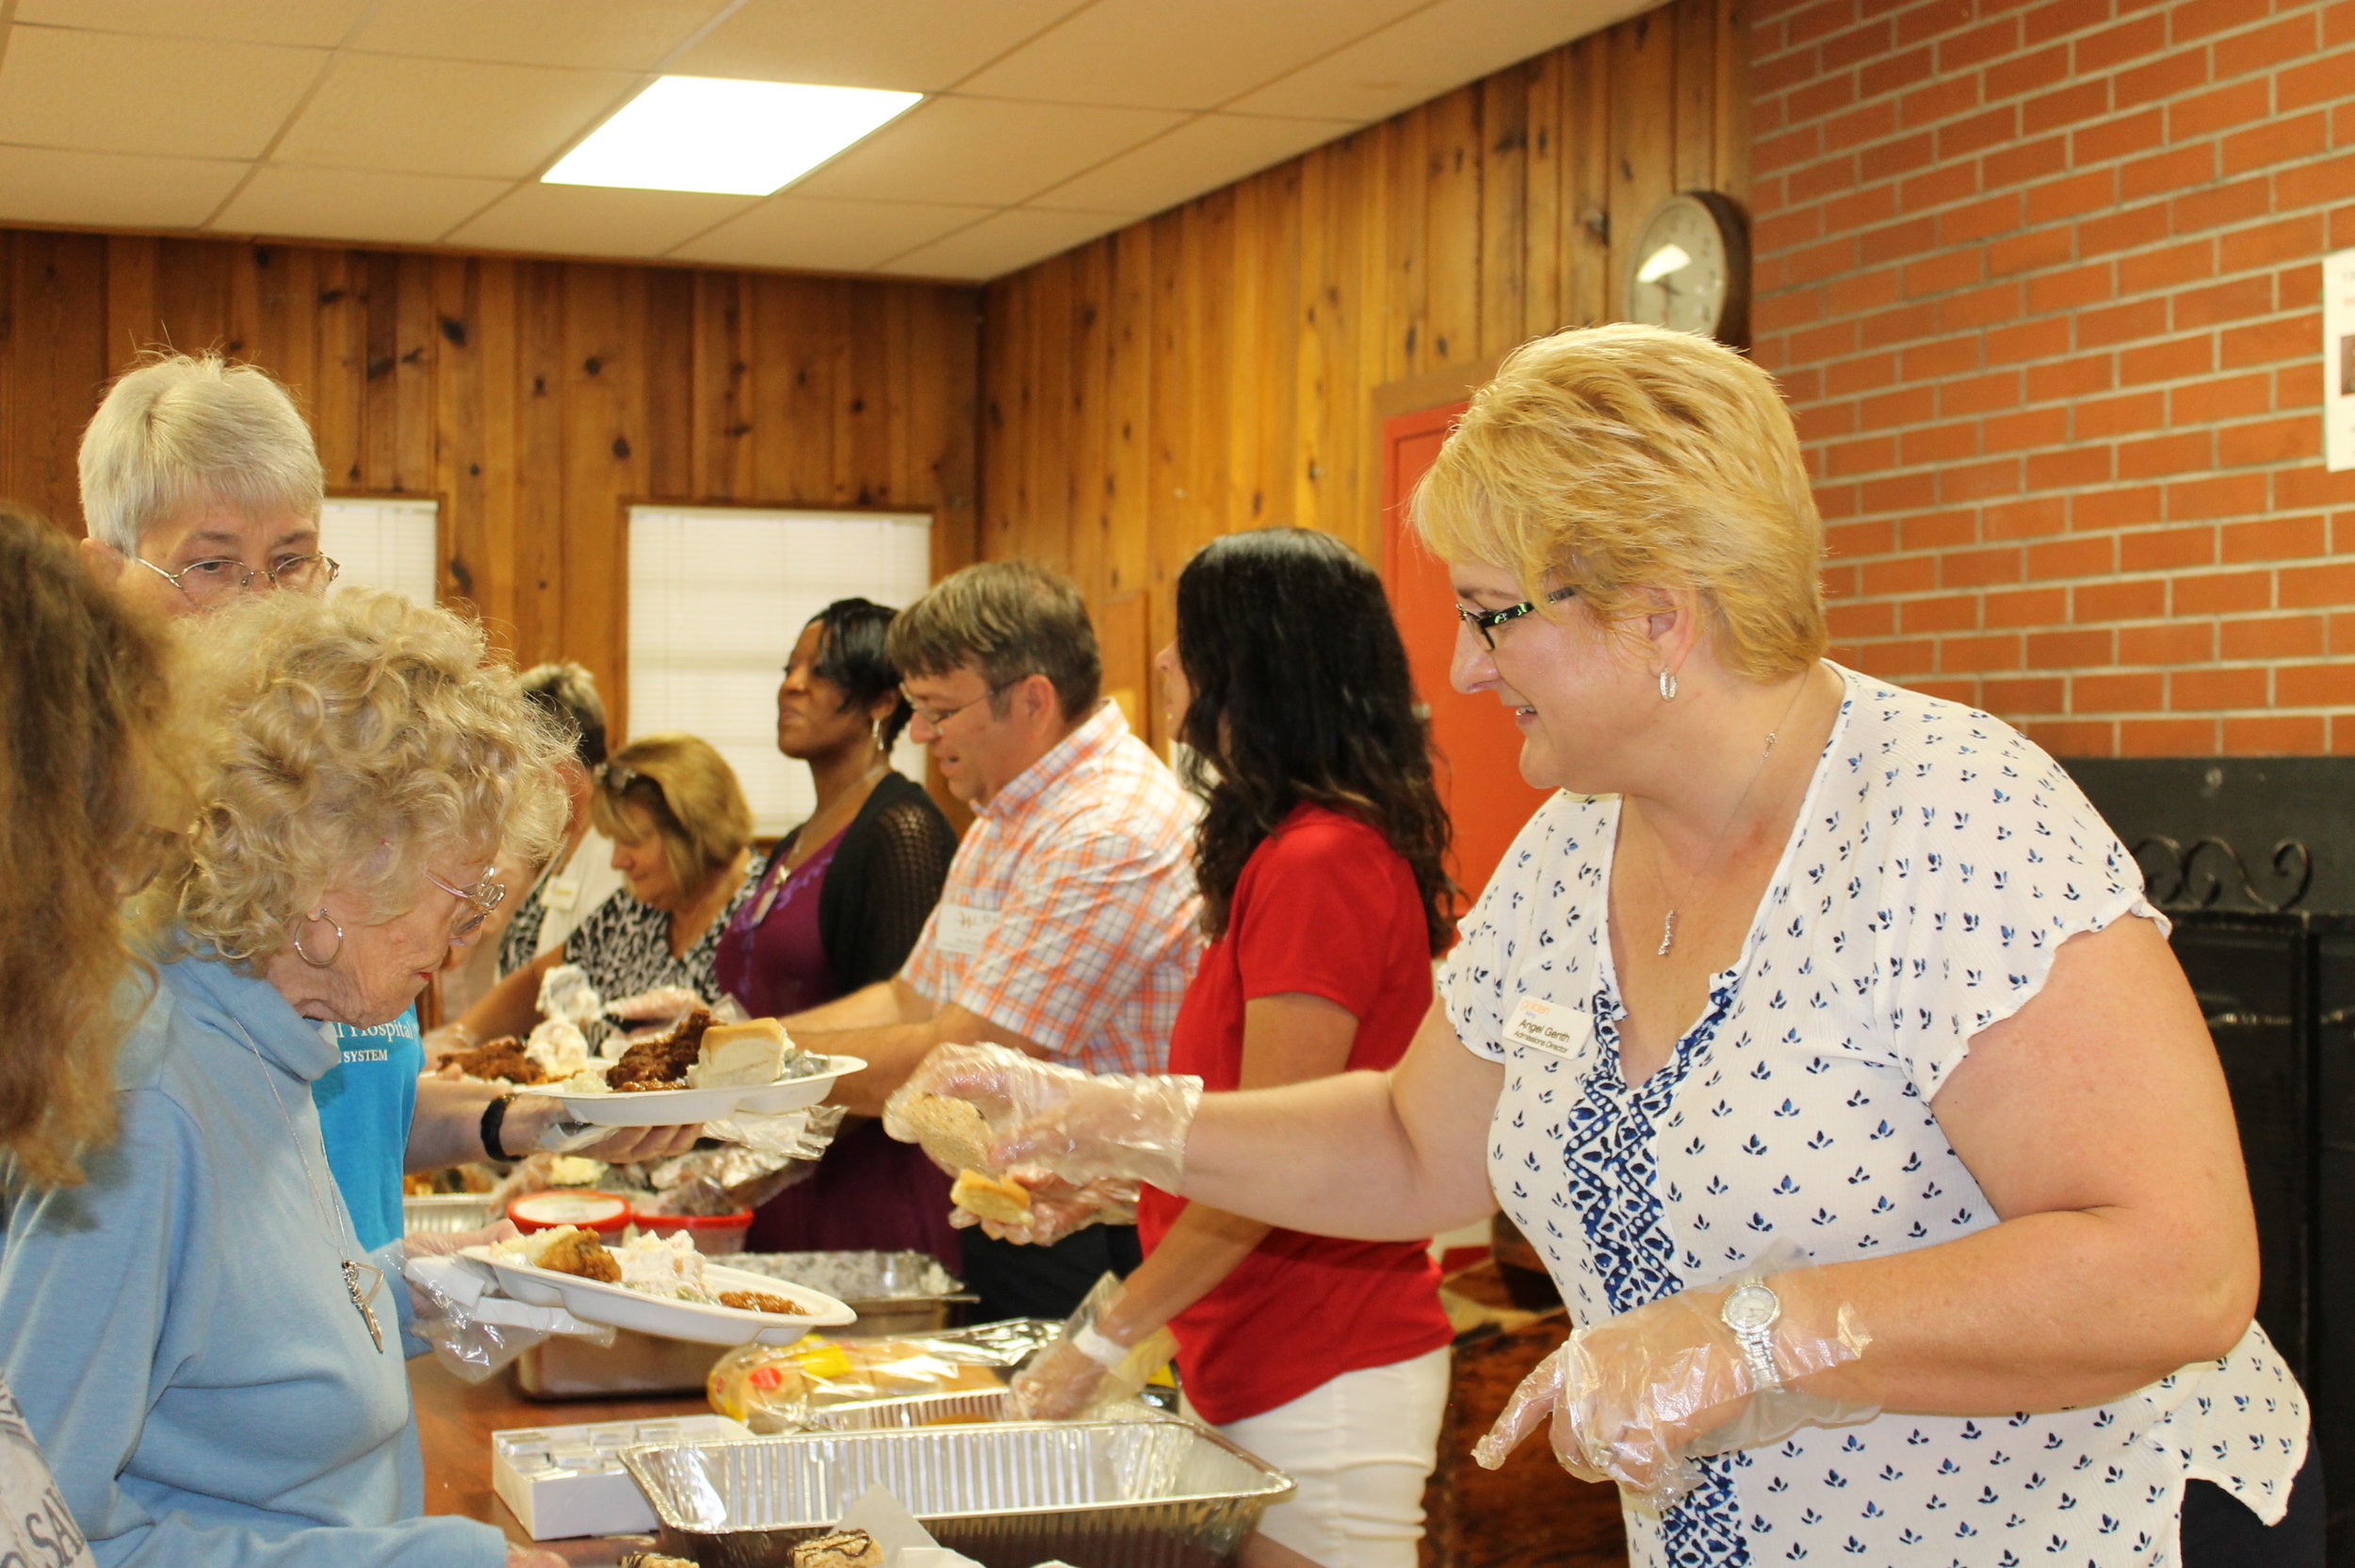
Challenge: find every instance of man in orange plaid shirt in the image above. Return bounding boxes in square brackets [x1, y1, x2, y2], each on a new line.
[787, 560, 1200, 1318]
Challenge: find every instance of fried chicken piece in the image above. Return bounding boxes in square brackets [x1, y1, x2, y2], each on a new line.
[604, 1006, 713, 1091]
[718, 1289, 803, 1315]
[441, 1036, 547, 1086]
[534, 1227, 621, 1284]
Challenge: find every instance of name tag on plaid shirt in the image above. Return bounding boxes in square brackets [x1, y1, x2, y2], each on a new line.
[935, 902, 999, 955]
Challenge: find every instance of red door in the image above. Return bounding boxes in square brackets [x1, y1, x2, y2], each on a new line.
[1381, 404, 1551, 913]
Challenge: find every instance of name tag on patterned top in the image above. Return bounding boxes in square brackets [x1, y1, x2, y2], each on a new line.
[1503, 995, 1580, 1059]
[935, 903, 999, 955]
[543, 872, 581, 913]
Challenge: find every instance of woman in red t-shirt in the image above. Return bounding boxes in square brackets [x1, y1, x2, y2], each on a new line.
[1024, 528, 1458, 1568]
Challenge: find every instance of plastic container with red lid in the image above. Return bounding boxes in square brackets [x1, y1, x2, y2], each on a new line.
[508, 1190, 631, 1236]
[629, 1206, 755, 1255]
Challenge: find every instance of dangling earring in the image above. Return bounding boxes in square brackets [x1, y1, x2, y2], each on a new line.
[294, 908, 344, 967]
[871, 717, 887, 753]
[1658, 669, 1679, 702]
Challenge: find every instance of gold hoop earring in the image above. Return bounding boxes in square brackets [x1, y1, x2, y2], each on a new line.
[294, 908, 344, 968]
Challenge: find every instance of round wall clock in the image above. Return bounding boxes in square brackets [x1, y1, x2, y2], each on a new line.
[1623, 191, 1751, 347]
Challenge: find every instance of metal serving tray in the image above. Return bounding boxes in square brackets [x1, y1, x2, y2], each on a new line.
[725, 1252, 976, 1338]
[403, 1193, 495, 1235]
[621, 1420, 1294, 1568]
[802, 1388, 1167, 1432]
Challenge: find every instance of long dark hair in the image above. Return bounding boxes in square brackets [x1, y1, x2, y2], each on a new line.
[1175, 528, 1454, 955]
[809, 597, 914, 748]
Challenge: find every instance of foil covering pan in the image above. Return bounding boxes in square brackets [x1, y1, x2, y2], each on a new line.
[622, 1421, 1294, 1568]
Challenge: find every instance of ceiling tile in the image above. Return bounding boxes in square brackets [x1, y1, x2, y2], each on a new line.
[789, 95, 1184, 206]
[1227, 0, 1647, 121]
[212, 167, 512, 244]
[11, 0, 369, 48]
[959, 0, 1427, 112]
[0, 27, 323, 159]
[668, 0, 1086, 92]
[443, 182, 758, 258]
[0, 146, 248, 229]
[272, 55, 638, 179]
[348, 0, 729, 73]
[874, 206, 1125, 282]
[668, 194, 994, 272]
[1032, 112, 1355, 217]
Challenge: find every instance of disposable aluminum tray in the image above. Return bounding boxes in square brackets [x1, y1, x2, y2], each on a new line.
[403, 1193, 495, 1235]
[621, 1420, 1294, 1568]
[802, 1388, 1167, 1432]
[725, 1252, 977, 1338]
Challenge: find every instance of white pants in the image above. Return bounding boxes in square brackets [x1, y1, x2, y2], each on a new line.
[1183, 1344, 1452, 1568]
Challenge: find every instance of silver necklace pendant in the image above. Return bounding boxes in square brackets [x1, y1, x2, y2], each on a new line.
[344, 1259, 385, 1353]
[1657, 908, 1677, 958]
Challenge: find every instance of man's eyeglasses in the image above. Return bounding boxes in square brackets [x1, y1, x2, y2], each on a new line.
[1457, 587, 1577, 651]
[422, 868, 506, 941]
[136, 553, 338, 606]
[901, 680, 1015, 731]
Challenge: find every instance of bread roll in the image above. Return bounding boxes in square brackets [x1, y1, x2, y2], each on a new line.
[901, 1092, 996, 1172]
[950, 1168, 1033, 1224]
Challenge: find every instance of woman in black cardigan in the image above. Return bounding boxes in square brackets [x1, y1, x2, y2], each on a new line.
[717, 598, 959, 1260]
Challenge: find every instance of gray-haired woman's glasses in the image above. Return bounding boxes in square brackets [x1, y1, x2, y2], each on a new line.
[422, 869, 506, 941]
[1456, 587, 1576, 651]
[136, 553, 339, 606]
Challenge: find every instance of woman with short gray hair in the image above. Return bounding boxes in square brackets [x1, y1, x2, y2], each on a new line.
[0, 587, 572, 1568]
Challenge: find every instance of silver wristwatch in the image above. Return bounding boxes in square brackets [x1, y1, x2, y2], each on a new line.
[1720, 1281, 1784, 1391]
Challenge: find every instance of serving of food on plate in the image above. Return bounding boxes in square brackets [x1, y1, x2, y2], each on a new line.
[544, 1014, 863, 1127]
[469, 1225, 856, 1346]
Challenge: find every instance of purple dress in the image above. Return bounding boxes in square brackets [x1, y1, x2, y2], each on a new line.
[716, 826, 959, 1265]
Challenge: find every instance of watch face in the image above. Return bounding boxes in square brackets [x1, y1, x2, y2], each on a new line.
[1722, 1283, 1779, 1333]
[1628, 196, 1730, 338]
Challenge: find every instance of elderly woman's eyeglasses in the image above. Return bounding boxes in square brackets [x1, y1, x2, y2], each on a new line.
[1456, 587, 1577, 651]
[136, 553, 339, 606]
[422, 868, 506, 940]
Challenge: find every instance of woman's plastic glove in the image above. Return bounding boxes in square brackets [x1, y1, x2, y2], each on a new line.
[1002, 1272, 1177, 1422]
[402, 1220, 519, 1316]
[949, 1174, 1139, 1246]
[1003, 1335, 1114, 1420]
[1474, 1247, 1878, 1512]
[882, 1043, 1203, 1193]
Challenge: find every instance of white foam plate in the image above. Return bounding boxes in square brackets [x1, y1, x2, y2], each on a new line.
[463, 1247, 857, 1346]
[548, 1055, 864, 1126]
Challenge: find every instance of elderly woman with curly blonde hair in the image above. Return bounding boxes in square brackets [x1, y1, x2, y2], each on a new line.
[0, 586, 573, 1568]
[893, 323, 2317, 1567]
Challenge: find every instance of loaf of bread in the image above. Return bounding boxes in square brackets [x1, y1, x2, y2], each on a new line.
[950, 1168, 1033, 1224]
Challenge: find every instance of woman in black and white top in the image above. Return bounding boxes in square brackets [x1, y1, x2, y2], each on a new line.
[461, 733, 755, 1045]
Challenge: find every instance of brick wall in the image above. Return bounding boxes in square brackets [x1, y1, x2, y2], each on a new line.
[1749, 0, 2355, 754]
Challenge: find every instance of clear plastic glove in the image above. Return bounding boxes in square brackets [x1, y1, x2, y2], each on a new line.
[883, 1043, 1202, 1193]
[1003, 1273, 1176, 1422]
[950, 1173, 1138, 1246]
[498, 1092, 703, 1162]
[402, 1220, 519, 1314]
[1472, 1241, 1878, 1512]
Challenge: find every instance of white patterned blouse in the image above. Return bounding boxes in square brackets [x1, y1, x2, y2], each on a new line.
[1439, 663, 2307, 1568]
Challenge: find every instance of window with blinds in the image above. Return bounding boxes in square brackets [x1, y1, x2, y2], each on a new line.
[319, 496, 439, 604]
[627, 505, 934, 837]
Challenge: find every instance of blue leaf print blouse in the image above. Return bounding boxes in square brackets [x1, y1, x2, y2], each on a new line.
[1438, 665, 2308, 1568]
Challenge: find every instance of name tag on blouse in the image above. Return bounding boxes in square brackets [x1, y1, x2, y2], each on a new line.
[1503, 995, 1580, 1059]
[935, 903, 999, 955]
[543, 873, 582, 913]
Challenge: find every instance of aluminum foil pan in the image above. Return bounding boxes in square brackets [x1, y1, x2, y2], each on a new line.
[803, 1389, 1167, 1432]
[403, 1193, 495, 1235]
[725, 1253, 977, 1338]
[622, 1420, 1294, 1568]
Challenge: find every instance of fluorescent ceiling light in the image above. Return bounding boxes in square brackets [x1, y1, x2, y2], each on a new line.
[545, 76, 921, 196]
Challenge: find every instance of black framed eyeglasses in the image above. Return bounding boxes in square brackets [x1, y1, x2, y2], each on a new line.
[135, 552, 338, 606]
[1456, 587, 1577, 651]
[422, 868, 506, 941]
[901, 680, 1015, 731]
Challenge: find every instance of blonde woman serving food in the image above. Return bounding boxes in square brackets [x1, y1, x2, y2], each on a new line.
[893, 325, 2317, 1567]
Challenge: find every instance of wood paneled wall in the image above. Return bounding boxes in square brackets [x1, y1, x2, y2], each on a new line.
[976, 0, 1747, 745]
[0, 230, 981, 736]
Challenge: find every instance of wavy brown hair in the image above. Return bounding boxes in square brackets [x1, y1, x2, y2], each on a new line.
[0, 508, 176, 1185]
[1174, 528, 1454, 955]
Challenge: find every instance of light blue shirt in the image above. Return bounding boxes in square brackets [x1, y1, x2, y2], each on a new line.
[0, 957, 505, 1568]
[313, 1014, 423, 1253]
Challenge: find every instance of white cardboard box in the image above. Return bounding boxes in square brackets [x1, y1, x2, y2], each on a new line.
[491, 1414, 752, 1539]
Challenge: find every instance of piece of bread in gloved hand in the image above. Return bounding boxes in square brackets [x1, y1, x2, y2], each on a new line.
[901, 1092, 997, 1173]
[950, 1167, 1033, 1224]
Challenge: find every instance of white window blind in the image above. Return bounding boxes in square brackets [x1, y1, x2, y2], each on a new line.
[319, 496, 438, 605]
[628, 506, 934, 837]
